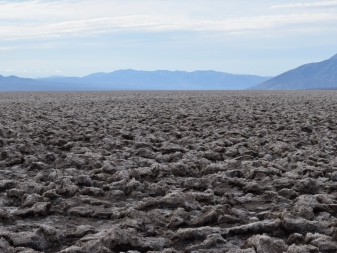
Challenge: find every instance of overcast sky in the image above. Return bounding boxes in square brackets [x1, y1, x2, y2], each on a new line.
[1, 0, 337, 78]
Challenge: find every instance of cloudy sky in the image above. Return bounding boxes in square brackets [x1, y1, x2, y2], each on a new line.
[0, 0, 337, 78]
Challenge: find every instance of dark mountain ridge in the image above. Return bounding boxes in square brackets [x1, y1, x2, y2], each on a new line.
[249, 54, 337, 90]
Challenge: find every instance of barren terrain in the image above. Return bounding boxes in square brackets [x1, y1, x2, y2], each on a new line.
[1, 91, 337, 253]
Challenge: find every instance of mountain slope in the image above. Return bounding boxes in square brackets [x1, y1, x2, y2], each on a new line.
[249, 54, 337, 90]
[0, 75, 51, 91]
[0, 70, 271, 91]
[38, 70, 271, 90]
[0, 75, 96, 91]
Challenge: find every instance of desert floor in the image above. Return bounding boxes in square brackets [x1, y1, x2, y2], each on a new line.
[1, 91, 337, 253]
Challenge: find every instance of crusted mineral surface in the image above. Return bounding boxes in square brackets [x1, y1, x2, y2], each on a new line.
[0, 91, 337, 253]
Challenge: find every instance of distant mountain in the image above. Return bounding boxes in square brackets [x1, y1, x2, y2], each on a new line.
[249, 54, 337, 90]
[38, 70, 271, 90]
[0, 70, 270, 91]
[0, 75, 50, 91]
[0, 75, 94, 91]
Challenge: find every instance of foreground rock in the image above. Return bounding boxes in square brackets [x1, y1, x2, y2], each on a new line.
[0, 90, 337, 252]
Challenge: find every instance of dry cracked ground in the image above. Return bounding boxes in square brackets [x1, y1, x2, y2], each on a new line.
[0, 91, 337, 253]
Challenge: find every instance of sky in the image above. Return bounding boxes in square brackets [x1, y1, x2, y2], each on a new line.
[0, 0, 337, 78]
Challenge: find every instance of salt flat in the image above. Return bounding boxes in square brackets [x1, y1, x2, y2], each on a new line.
[1, 91, 337, 252]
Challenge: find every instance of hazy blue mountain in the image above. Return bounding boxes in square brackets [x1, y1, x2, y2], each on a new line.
[0, 75, 94, 91]
[38, 70, 271, 90]
[0, 75, 50, 91]
[249, 54, 337, 90]
[0, 70, 271, 91]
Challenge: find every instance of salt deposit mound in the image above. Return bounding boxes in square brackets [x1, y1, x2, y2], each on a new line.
[0, 91, 337, 253]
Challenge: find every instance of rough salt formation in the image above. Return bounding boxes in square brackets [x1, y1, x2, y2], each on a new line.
[0, 90, 337, 252]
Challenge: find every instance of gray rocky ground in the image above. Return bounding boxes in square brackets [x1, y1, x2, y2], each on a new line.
[0, 91, 337, 253]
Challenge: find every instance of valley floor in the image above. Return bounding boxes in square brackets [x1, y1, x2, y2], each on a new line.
[0, 91, 337, 252]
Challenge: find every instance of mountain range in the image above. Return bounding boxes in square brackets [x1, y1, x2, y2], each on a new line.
[1, 53, 337, 91]
[38, 70, 271, 90]
[0, 70, 270, 91]
[0, 75, 49, 91]
[249, 54, 337, 90]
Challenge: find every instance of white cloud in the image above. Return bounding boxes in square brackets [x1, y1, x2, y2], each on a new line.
[0, 0, 336, 41]
[0, 46, 11, 51]
[1, 13, 337, 41]
[0, 0, 192, 21]
[272, 1, 337, 9]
